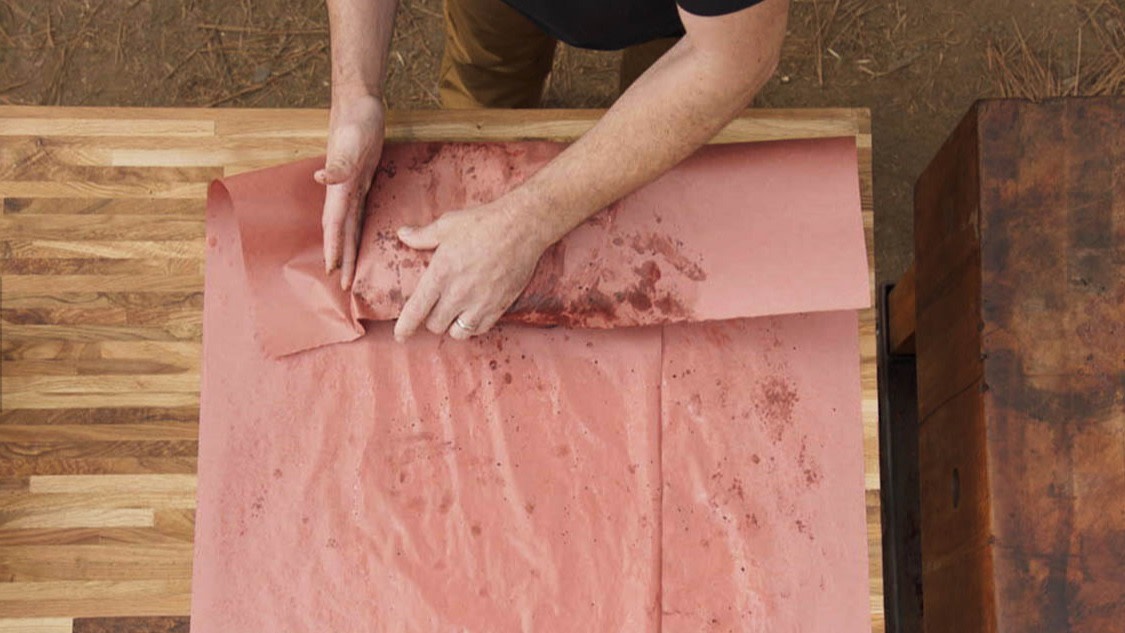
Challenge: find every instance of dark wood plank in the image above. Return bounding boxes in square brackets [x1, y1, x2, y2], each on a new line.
[913, 103, 985, 420]
[886, 262, 915, 355]
[918, 378, 992, 632]
[72, 616, 190, 632]
[0, 407, 199, 425]
[3, 197, 202, 216]
[0, 259, 201, 276]
[0, 457, 197, 477]
[0, 441, 199, 461]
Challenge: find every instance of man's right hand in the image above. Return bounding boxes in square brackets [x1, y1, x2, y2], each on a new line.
[315, 94, 386, 290]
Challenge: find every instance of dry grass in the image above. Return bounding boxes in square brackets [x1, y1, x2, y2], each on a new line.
[987, 0, 1125, 100]
[783, 0, 956, 90]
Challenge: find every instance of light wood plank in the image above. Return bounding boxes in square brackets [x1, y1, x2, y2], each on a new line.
[0, 618, 73, 633]
[0, 544, 192, 581]
[2, 241, 203, 259]
[0, 580, 192, 618]
[0, 493, 195, 514]
[0, 118, 214, 137]
[152, 510, 195, 543]
[2, 276, 203, 294]
[0, 181, 207, 199]
[0, 216, 203, 241]
[0, 509, 154, 530]
[0, 527, 193, 547]
[1, 359, 198, 377]
[29, 475, 196, 495]
[4, 375, 200, 397]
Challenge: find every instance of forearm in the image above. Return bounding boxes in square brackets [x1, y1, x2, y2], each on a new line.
[512, 13, 784, 247]
[327, 0, 399, 101]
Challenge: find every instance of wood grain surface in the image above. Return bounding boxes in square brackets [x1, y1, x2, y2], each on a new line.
[914, 98, 1125, 632]
[0, 106, 881, 631]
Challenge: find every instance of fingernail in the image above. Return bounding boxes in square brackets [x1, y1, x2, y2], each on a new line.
[397, 226, 412, 237]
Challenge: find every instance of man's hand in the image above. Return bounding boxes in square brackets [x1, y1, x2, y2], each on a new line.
[393, 197, 552, 341]
[315, 94, 386, 290]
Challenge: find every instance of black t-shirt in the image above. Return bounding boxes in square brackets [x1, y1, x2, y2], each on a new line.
[502, 0, 764, 50]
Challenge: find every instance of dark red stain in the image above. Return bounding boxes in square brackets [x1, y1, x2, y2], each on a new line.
[506, 251, 691, 327]
[795, 519, 814, 541]
[249, 493, 265, 518]
[375, 160, 397, 180]
[354, 229, 431, 311]
[502, 372, 513, 384]
[622, 261, 661, 311]
[405, 143, 443, 173]
[798, 436, 822, 488]
[628, 233, 707, 281]
[438, 492, 453, 514]
[508, 242, 624, 327]
[753, 376, 800, 442]
[354, 143, 712, 329]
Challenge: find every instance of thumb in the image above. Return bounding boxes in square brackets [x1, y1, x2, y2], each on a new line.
[314, 156, 356, 186]
[397, 221, 444, 251]
[315, 130, 365, 185]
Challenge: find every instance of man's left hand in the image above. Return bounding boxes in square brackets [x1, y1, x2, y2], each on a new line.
[393, 198, 551, 341]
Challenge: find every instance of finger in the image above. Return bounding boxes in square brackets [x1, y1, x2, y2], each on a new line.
[397, 220, 445, 251]
[340, 198, 360, 290]
[321, 183, 352, 274]
[473, 309, 504, 338]
[394, 271, 442, 342]
[448, 311, 479, 341]
[426, 293, 465, 336]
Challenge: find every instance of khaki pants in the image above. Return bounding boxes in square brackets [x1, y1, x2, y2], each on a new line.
[439, 0, 677, 108]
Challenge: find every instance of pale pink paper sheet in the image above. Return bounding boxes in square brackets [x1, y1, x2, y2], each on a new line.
[222, 138, 869, 357]
[191, 139, 871, 633]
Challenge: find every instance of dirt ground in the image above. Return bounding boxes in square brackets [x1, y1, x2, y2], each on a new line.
[1, 0, 1119, 283]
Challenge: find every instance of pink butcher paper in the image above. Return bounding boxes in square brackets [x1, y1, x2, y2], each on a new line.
[192, 137, 872, 633]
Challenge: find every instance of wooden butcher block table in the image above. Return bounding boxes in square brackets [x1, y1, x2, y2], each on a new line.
[885, 98, 1125, 632]
[0, 107, 882, 632]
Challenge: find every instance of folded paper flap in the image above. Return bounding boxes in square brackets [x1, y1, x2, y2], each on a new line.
[219, 138, 869, 357]
[219, 163, 363, 357]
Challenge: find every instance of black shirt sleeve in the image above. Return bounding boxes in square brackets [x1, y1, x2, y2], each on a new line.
[677, 0, 765, 17]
